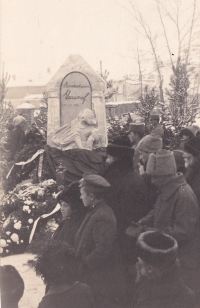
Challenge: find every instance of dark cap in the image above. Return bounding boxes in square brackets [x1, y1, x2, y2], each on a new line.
[79, 173, 111, 192]
[106, 144, 134, 160]
[129, 123, 145, 133]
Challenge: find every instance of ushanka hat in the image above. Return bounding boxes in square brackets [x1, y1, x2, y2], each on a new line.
[137, 135, 162, 153]
[184, 136, 200, 157]
[136, 231, 178, 267]
[146, 149, 176, 176]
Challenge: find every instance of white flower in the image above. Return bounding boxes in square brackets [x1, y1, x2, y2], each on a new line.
[32, 205, 35, 209]
[23, 205, 30, 212]
[14, 221, 22, 230]
[28, 219, 33, 224]
[20, 240, 24, 243]
[24, 200, 34, 205]
[7, 240, 11, 243]
[0, 239, 7, 247]
[11, 233, 19, 243]
[0, 247, 3, 253]
[38, 189, 45, 197]
[6, 250, 9, 253]
[6, 231, 11, 236]
[27, 209, 31, 214]
[14, 219, 17, 223]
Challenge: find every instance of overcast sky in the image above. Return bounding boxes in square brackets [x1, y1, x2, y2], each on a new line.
[1, 0, 199, 86]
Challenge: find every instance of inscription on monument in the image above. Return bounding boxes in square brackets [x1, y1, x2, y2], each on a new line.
[60, 72, 92, 126]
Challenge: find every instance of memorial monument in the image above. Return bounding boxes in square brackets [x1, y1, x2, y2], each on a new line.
[46, 55, 107, 148]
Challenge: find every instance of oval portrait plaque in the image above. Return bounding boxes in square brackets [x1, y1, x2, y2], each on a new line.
[60, 72, 92, 126]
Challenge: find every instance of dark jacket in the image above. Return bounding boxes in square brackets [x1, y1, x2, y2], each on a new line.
[185, 155, 200, 209]
[52, 210, 86, 247]
[103, 161, 148, 235]
[6, 127, 25, 159]
[140, 173, 200, 269]
[38, 282, 95, 308]
[74, 201, 125, 305]
[131, 271, 195, 308]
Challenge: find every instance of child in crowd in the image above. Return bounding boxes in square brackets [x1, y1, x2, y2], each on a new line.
[34, 242, 95, 308]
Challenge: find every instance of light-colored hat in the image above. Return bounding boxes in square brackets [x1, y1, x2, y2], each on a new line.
[13, 115, 26, 127]
[146, 149, 177, 176]
[79, 173, 111, 193]
[137, 135, 162, 153]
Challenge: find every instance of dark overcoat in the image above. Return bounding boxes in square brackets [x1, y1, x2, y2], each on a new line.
[74, 201, 126, 306]
[131, 271, 195, 308]
[185, 155, 200, 209]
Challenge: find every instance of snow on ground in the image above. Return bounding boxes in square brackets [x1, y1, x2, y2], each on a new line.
[1, 253, 45, 308]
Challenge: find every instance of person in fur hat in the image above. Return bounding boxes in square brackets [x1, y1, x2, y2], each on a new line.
[179, 127, 195, 151]
[126, 149, 200, 301]
[184, 136, 200, 209]
[130, 231, 195, 308]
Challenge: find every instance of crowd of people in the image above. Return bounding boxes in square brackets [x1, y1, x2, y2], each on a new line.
[1, 114, 200, 308]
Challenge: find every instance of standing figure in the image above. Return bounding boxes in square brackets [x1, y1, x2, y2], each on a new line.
[184, 136, 200, 208]
[53, 182, 87, 247]
[75, 173, 126, 308]
[130, 231, 195, 308]
[128, 123, 145, 173]
[6, 115, 26, 161]
[150, 115, 164, 138]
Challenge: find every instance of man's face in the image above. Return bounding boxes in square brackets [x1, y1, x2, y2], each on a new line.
[135, 258, 150, 284]
[139, 150, 150, 165]
[128, 131, 137, 144]
[80, 187, 93, 208]
[182, 135, 189, 141]
[183, 151, 194, 168]
[151, 119, 158, 127]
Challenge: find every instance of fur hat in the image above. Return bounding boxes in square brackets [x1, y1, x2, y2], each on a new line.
[13, 115, 26, 127]
[106, 144, 134, 160]
[136, 231, 178, 267]
[137, 135, 162, 153]
[146, 149, 177, 176]
[184, 136, 200, 157]
[128, 123, 145, 134]
[179, 128, 194, 139]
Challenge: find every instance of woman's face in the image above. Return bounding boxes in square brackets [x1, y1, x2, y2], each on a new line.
[60, 201, 73, 218]
[183, 152, 194, 168]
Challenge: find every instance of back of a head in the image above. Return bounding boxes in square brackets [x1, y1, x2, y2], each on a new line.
[0, 265, 24, 308]
[34, 242, 78, 286]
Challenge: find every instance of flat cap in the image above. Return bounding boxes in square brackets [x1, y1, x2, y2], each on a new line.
[129, 123, 145, 133]
[79, 173, 111, 191]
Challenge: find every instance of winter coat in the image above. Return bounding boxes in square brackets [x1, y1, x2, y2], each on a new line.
[52, 209, 87, 247]
[131, 271, 195, 308]
[38, 282, 95, 308]
[185, 155, 200, 209]
[139, 173, 200, 296]
[6, 126, 25, 160]
[103, 161, 148, 234]
[74, 200, 126, 306]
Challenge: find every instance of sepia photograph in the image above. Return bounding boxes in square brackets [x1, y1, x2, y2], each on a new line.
[1, 0, 200, 307]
